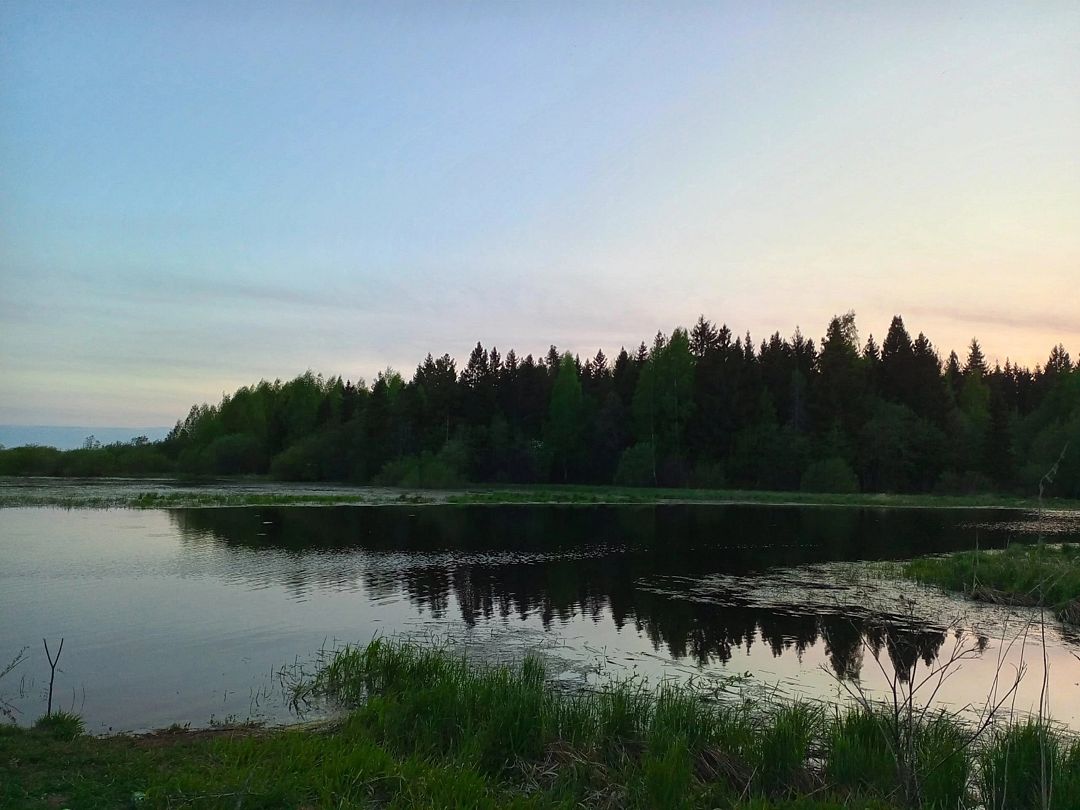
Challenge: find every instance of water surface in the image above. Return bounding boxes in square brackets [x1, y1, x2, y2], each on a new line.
[2, 504, 1078, 733]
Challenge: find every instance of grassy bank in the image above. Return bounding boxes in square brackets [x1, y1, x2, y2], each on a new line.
[445, 483, 1080, 511]
[5, 640, 1080, 809]
[905, 544, 1080, 623]
[4, 477, 1079, 511]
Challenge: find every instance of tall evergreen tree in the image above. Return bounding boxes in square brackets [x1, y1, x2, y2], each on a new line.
[881, 315, 915, 407]
[910, 333, 946, 423]
[688, 321, 736, 460]
[984, 386, 1015, 486]
[815, 311, 867, 435]
[545, 353, 584, 482]
[964, 338, 988, 377]
[862, 334, 882, 395]
[690, 315, 720, 359]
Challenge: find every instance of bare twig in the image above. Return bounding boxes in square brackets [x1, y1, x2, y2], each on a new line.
[43, 637, 64, 718]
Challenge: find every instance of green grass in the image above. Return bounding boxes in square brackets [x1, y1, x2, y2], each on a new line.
[979, 721, 1080, 810]
[904, 544, 1080, 622]
[0, 720, 903, 810]
[7, 639, 1074, 808]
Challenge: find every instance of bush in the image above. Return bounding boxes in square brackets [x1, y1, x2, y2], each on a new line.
[375, 457, 451, 488]
[114, 444, 173, 475]
[270, 437, 326, 481]
[58, 447, 118, 477]
[0, 445, 64, 476]
[269, 429, 352, 481]
[613, 443, 655, 487]
[934, 469, 994, 496]
[727, 424, 810, 491]
[374, 441, 467, 489]
[689, 460, 726, 490]
[204, 433, 266, 475]
[800, 457, 858, 494]
[657, 454, 689, 488]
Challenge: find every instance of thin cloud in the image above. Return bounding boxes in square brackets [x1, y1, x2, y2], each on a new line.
[902, 305, 1079, 338]
[117, 272, 402, 313]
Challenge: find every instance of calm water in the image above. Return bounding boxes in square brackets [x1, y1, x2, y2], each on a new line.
[2, 504, 1079, 733]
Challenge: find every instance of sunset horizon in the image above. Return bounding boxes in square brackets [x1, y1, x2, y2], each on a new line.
[3, 2, 1077, 426]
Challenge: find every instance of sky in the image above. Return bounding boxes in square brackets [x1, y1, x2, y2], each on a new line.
[1, 2, 1078, 427]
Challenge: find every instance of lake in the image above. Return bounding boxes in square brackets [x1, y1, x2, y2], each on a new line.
[2, 503, 1079, 734]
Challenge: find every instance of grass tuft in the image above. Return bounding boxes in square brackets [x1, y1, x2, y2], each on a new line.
[32, 710, 85, 740]
[978, 720, 1080, 810]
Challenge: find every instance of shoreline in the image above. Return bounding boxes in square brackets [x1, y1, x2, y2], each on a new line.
[5, 640, 1079, 809]
[2, 476, 1079, 512]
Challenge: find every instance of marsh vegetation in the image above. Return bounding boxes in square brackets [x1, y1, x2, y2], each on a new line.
[905, 544, 1080, 623]
[5, 640, 1080, 808]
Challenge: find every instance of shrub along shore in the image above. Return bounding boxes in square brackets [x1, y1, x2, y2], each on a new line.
[3, 640, 1080, 809]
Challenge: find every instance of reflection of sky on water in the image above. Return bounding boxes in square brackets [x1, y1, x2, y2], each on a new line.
[1, 504, 1078, 734]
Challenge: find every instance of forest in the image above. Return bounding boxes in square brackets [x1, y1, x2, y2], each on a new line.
[2, 312, 1077, 498]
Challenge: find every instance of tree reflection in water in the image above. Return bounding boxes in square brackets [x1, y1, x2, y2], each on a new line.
[171, 504, 1042, 683]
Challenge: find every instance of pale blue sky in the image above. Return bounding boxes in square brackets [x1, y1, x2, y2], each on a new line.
[2, 2, 1078, 425]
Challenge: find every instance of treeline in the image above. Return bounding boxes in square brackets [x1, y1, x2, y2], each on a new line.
[0, 435, 171, 478]
[2, 312, 1077, 497]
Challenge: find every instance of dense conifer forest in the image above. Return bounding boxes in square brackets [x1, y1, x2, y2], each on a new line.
[2, 312, 1077, 497]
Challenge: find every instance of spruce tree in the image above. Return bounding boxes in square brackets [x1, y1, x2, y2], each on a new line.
[881, 315, 915, 406]
[690, 315, 720, 359]
[964, 338, 988, 377]
[545, 353, 584, 482]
